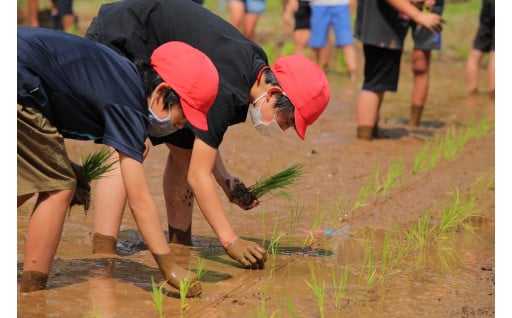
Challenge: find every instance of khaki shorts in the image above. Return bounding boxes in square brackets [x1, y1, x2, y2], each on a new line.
[17, 104, 76, 196]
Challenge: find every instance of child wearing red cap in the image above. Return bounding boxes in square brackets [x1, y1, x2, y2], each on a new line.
[17, 27, 219, 295]
[85, 0, 330, 270]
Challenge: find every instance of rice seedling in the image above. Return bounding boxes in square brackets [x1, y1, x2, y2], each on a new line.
[268, 221, 285, 263]
[83, 300, 101, 318]
[442, 126, 462, 160]
[69, 147, 118, 216]
[286, 298, 298, 318]
[288, 201, 303, 241]
[412, 141, 431, 175]
[195, 256, 207, 280]
[427, 136, 443, 171]
[302, 196, 324, 247]
[360, 239, 378, 291]
[381, 158, 405, 195]
[305, 264, 326, 318]
[332, 266, 350, 309]
[351, 168, 377, 212]
[150, 276, 165, 318]
[179, 279, 196, 312]
[247, 163, 305, 201]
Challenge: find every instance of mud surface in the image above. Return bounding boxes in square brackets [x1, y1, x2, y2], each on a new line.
[17, 4, 496, 317]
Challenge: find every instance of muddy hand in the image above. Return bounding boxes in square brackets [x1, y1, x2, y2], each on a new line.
[69, 161, 91, 211]
[152, 252, 202, 297]
[225, 238, 267, 269]
[226, 178, 259, 210]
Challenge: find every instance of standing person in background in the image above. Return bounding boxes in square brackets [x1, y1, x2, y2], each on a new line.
[307, 0, 358, 79]
[86, 0, 330, 270]
[406, 0, 444, 127]
[54, 0, 78, 34]
[354, 0, 443, 140]
[229, 0, 266, 40]
[283, 0, 312, 57]
[18, 26, 220, 295]
[465, 0, 494, 98]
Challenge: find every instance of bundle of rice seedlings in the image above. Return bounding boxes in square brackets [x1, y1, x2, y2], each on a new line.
[69, 147, 118, 216]
[247, 163, 305, 200]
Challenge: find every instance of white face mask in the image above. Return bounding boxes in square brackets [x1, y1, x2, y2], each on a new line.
[249, 92, 284, 137]
[147, 91, 178, 138]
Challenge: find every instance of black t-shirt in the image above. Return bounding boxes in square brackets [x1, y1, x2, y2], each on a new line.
[18, 27, 148, 162]
[354, 0, 410, 50]
[86, 0, 269, 148]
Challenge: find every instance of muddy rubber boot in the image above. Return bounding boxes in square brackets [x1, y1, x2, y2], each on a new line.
[20, 271, 48, 292]
[168, 224, 192, 246]
[92, 233, 118, 255]
[357, 126, 374, 141]
[152, 252, 202, 297]
[409, 105, 424, 127]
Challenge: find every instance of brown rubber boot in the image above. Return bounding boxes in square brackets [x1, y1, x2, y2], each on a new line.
[92, 233, 117, 255]
[357, 126, 374, 141]
[152, 252, 202, 297]
[20, 271, 48, 292]
[409, 105, 424, 127]
[168, 224, 192, 246]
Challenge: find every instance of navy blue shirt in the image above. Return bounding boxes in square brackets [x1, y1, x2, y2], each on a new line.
[85, 0, 268, 149]
[17, 27, 148, 162]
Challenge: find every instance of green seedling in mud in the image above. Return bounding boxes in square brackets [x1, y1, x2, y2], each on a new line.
[286, 298, 299, 318]
[195, 257, 207, 280]
[360, 239, 378, 292]
[332, 266, 350, 309]
[412, 141, 431, 175]
[150, 277, 165, 318]
[288, 201, 303, 242]
[268, 221, 285, 263]
[83, 300, 101, 318]
[302, 195, 324, 247]
[305, 264, 326, 318]
[381, 159, 405, 195]
[247, 163, 304, 201]
[179, 277, 201, 312]
[351, 166, 379, 212]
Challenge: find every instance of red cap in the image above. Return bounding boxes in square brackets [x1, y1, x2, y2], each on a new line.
[270, 55, 330, 140]
[151, 41, 219, 131]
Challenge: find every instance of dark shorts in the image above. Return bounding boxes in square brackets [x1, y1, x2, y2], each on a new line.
[294, 1, 311, 30]
[472, 19, 495, 52]
[17, 104, 76, 196]
[56, 0, 74, 15]
[410, 4, 443, 50]
[362, 44, 402, 92]
[148, 127, 195, 149]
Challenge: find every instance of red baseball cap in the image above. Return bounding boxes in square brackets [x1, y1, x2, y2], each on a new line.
[270, 55, 330, 140]
[151, 41, 219, 131]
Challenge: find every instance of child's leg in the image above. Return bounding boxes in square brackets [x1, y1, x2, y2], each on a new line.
[410, 49, 431, 126]
[21, 189, 74, 291]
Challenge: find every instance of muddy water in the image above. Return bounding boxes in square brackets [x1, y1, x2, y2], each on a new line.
[17, 52, 495, 317]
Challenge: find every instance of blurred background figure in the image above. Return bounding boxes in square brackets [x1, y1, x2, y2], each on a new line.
[26, 0, 77, 34]
[405, 0, 444, 127]
[282, 0, 311, 57]
[308, 0, 357, 79]
[229, 0, 266, 40]
[465, 0, 494, 98]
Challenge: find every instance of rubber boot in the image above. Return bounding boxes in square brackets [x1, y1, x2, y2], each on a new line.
[357, 126, 374, 141]
[168, 224, 192, 246]
[20, 271, 48, 292]
[92, 233, 117, 255]
[409, 105, 424, 127]
[152, 252, 202, 297]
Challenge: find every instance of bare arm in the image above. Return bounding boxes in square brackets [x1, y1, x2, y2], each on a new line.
[387, 0, 442, 33]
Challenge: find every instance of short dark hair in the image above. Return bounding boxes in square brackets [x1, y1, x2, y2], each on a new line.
[262, 68, 295, 127]
[135, 60, 181, 111]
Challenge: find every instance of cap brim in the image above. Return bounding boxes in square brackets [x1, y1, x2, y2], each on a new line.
[294, 108, 306, 140]
[182, 101, 208, 131]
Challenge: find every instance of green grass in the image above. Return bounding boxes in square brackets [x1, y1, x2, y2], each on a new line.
[150, 277, 165, 318]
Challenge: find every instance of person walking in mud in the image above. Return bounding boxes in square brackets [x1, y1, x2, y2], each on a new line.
[17, 26, 220, 295]
[354, 0, 443, 140]
[405, 0, 444, 127]
[85, 0, 330, 270]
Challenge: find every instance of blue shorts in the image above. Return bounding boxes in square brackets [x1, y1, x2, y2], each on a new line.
[230, 0, 266, 14]
[308, 4, 353, 48]
[362, 44, 402, 92]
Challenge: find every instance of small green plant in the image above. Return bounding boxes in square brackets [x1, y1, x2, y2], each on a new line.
[305, 264, 326, 318]
[195, 257, 207, 280]
[83, 300, 101, 318]
[332, 266, 350, 309]
[268, 221, 285, 262]
[286, 298, 298, 318]
[247, 163, 305, 200]
[303, 196, 324, 247]
[381, 158, 405, 195]
[150, 277, 165, 318]
[412, 141, 431, 175]
[351, 167, 377, 212]
[179, 279, 196, 312]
